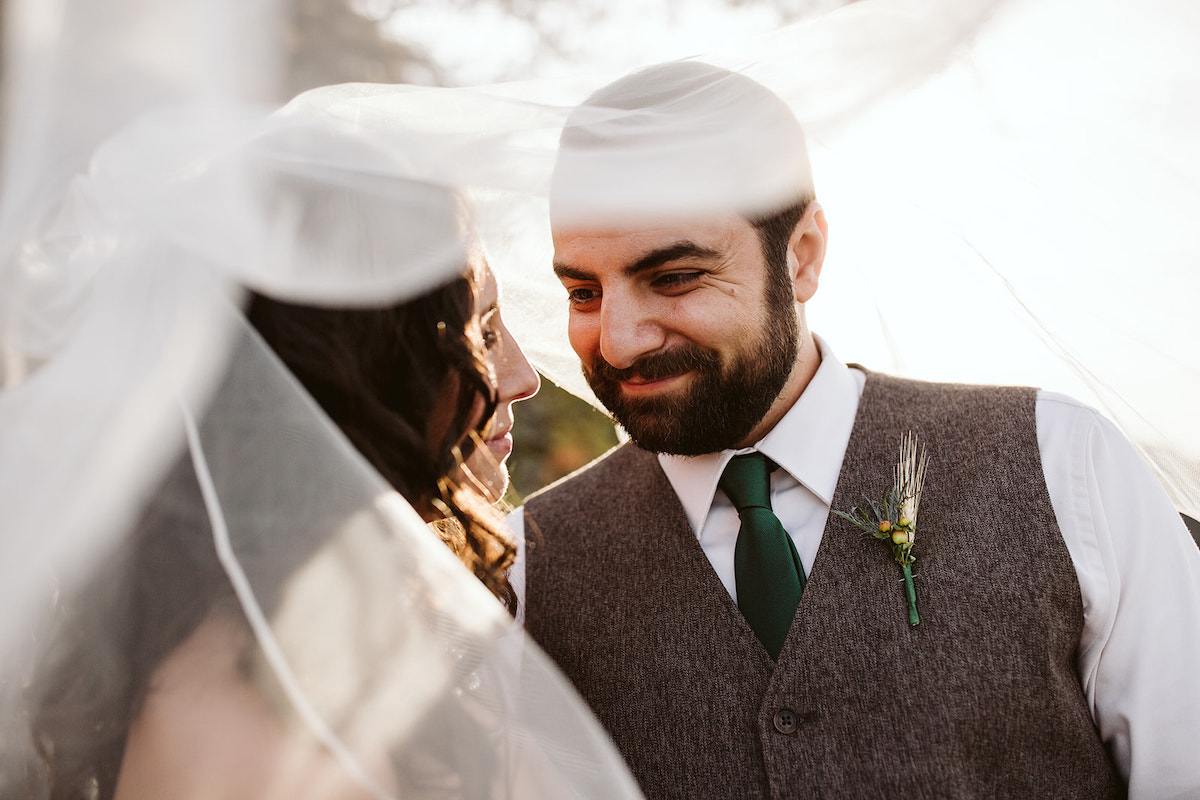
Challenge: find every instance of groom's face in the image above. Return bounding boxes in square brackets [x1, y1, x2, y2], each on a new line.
[552, 213, 799, 455]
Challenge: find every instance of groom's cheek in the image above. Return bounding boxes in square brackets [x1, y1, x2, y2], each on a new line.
[567, 315, 600, 367]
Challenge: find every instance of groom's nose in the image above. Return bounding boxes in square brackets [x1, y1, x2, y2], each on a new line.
[598, 293, 667, 370]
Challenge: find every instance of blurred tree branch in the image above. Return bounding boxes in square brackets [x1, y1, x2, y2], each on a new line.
[285, 0, 441, 97]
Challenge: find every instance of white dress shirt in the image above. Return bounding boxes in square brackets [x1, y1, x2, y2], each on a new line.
[511, 337, 1200, 798]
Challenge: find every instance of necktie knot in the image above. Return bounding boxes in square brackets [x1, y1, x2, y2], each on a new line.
[719, 452, 776, 512]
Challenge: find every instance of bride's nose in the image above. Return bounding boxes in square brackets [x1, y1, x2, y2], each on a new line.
[496, 322, 540, 404]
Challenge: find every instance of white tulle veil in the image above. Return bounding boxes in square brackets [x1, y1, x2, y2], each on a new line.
[0, 0, 640, 797]
[2, 0, 1198, 796]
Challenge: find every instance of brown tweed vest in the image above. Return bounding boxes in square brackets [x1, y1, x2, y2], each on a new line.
[523, 372, 1123, 800]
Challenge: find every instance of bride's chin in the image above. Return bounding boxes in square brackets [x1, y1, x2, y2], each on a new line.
[460, 448, 508, 505]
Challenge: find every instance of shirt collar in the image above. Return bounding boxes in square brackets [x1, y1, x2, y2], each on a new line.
[657, 334, 865, 537]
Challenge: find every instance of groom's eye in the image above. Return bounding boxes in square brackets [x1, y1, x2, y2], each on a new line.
[652, 271, 703, 291]
[567, 287, 599, 307]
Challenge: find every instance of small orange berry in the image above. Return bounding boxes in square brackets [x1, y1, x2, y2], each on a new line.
[878, 520, 892, 533]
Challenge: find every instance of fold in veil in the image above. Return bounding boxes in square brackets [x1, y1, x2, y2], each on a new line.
[2, 0, 1198, 795]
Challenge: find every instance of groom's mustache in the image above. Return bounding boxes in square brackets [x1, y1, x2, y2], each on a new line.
[586, 344, 721, 387]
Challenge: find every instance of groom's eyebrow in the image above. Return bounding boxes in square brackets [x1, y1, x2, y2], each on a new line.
[553, 241, 719, 281]
[625, 242, 720, 276]
[552, 262, 592, 281]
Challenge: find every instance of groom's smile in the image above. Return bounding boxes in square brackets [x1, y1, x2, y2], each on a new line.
[590, 343, 714, 400]
[618, 372, 688, 395]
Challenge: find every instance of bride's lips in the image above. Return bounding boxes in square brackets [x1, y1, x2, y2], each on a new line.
[484, 430, 513, 459]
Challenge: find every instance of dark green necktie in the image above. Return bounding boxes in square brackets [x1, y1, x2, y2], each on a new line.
[719, 452, 806, 660]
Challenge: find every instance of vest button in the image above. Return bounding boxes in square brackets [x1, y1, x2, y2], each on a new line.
[773, 708, 799, 734]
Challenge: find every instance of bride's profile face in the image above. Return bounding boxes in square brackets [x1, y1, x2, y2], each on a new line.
[462, 261, 539, 503]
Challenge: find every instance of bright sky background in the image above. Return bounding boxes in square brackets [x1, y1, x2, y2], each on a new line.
[383, 0, 841, 85]
[384, 0, 1200, 501]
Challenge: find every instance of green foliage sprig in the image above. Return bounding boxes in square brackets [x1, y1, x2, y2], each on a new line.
[834, 433, 928, 626]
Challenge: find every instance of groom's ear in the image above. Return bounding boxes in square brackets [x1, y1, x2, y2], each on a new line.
[788, 201, 826, 305]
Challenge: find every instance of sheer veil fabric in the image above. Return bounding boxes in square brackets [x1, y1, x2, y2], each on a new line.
[0, 0, 642, 797]
[2, 0, 1198, 796]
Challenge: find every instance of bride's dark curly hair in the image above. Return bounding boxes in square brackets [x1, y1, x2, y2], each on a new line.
[245, 279, 517, 607]
[20, 148, 518, 799]
[22, 271, 518, 800]
[239, 159, 519, 605]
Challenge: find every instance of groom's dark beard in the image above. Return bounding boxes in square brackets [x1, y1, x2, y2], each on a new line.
[585, 307, 798, 456]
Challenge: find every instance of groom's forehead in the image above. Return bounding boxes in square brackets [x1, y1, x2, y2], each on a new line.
[548, 139, 809, 229]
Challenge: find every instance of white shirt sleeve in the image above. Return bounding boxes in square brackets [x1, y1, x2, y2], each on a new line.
[1039, 391, 1200, 798]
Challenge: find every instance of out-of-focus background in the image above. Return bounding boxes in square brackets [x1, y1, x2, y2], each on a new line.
[7, 0, 1194, 509]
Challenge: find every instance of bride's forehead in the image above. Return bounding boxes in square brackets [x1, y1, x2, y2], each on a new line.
[472, 257, 499, 305]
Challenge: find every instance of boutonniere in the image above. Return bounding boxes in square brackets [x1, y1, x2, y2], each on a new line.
[834, 433, 929, 626]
